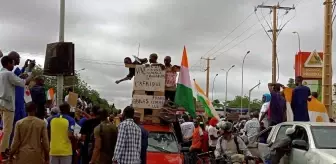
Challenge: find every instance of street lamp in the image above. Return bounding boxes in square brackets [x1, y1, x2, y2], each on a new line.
[76, 68, 86, 73]
[222, 65, 235, 116]
[241, 51, 250, 116]
[211, 74, 219, 100]
[248, 81, 261, 115]
[73, 68, 86, 91]
[292, 31, 301, 52]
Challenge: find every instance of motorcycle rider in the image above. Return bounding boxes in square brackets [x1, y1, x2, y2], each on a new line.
[215, 122, 254, 163]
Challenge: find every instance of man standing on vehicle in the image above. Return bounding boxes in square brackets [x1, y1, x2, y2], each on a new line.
[267, 83, 286, 126]
[291, 76, 311, 121]
[215, 122, 253, 162]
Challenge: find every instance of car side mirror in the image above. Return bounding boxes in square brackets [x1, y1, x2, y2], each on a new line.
[181, 147, 189, 153]
[292, 139, 308, 151]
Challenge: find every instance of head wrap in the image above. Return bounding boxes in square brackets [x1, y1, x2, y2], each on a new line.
[263, 93, 271, 102]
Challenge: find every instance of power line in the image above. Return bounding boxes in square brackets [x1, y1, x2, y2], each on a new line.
[190, 0, 273, 70]
[203, 12, 254, 58]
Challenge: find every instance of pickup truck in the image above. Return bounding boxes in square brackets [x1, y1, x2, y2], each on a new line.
[256, 122, 336, 164]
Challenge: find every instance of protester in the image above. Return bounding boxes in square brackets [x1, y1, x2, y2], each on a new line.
[79, 105, 100, 164]
[47, 107, 60, 120]
[77, 108, 91, 127]
[244, 112, 260, 143]
[64, 88, 73, 103]
[89, 109, 118, 164]
[113, 106, 141, 163]
[134, 114, 148, 164]
[47, 103, 75, 164]
[259, 122, 267, 143]
[149, 53, 158, 64]
[0, 56, 32, 159]
[180, 114, 195, 147]
[8, 52, 32, 131]
[208, 117, 219, 152]
[259, 93, 271, 128]
[164, 56, 179, 102]
[30, 76, 46, 119]
[269, 128, 295, 164]
[187, 120, 203, 151]
[291, 76, 311, 121]
[267, 83, 286, 126]
[199, 122, 209, 152]
[214, 122, 252, 160]
[115, 57, 147, 84]
[9, 102, 49, 164]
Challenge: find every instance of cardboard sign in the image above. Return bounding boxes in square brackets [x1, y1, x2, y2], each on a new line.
[68, 92, 78, 108]
[134, 65, 165, 91]
[132, 94, 165, 109]
[165, 71, 177, 87]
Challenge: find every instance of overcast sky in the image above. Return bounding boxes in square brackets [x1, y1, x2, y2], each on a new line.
[0, 0, 333, 108]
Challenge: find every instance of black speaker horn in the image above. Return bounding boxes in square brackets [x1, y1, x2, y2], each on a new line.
[43, 42, 75, 76]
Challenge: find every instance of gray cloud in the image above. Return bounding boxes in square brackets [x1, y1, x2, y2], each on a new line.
[0, 0, 333, 108]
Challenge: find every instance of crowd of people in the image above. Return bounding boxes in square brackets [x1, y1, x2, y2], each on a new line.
[0, 51, 151, 164]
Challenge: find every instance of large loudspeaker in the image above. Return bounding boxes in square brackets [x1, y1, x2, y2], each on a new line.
[43, 42, 75, 76]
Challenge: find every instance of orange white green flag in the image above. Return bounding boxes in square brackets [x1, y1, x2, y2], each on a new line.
[283, 87, 329, 122]
[194, 80, 220, 120]
[174, 46, 196, 118]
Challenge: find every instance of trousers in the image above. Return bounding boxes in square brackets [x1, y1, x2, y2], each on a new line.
[0, 108, 14, 152]
[50, 155, 72, 164]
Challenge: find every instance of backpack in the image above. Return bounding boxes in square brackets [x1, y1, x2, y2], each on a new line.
[219, 135, 243, 155]
[88, 123, 118, 158]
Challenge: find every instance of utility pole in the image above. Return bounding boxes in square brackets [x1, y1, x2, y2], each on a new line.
[322, 0, 333, 117]
[201, 57, 216, 97]
[57, 0, 65, 106]
[256, 3, 295, 83]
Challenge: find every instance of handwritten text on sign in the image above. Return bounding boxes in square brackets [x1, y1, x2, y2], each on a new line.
[134, 65, 165, 91]
[165, 71, 177, 87]
[132, 95, 165, 109]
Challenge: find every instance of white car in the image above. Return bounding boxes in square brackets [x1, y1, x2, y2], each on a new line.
[256, 122, 336, 164]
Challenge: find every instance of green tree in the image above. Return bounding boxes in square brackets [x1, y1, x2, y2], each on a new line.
[212, 99, 224, 108]
[32, 65, 113, 112]
[287, 78, 296, 88]
[227, 96, 262, 112]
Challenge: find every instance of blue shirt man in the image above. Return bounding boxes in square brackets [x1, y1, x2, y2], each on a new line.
[13, 67, 26, 123]
[291, 76, 311, 121]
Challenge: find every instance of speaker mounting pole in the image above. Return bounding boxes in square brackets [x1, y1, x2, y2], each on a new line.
[57, 0, 65, 106]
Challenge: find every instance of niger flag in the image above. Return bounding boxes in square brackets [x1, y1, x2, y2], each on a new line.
[283, 87, 329, 122]
[308, 97, 329, 122]
[283, 87, 294, 121]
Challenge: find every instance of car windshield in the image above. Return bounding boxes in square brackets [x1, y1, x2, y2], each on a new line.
[311, 126, 336, 149]
[148, 131, 179, 153]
